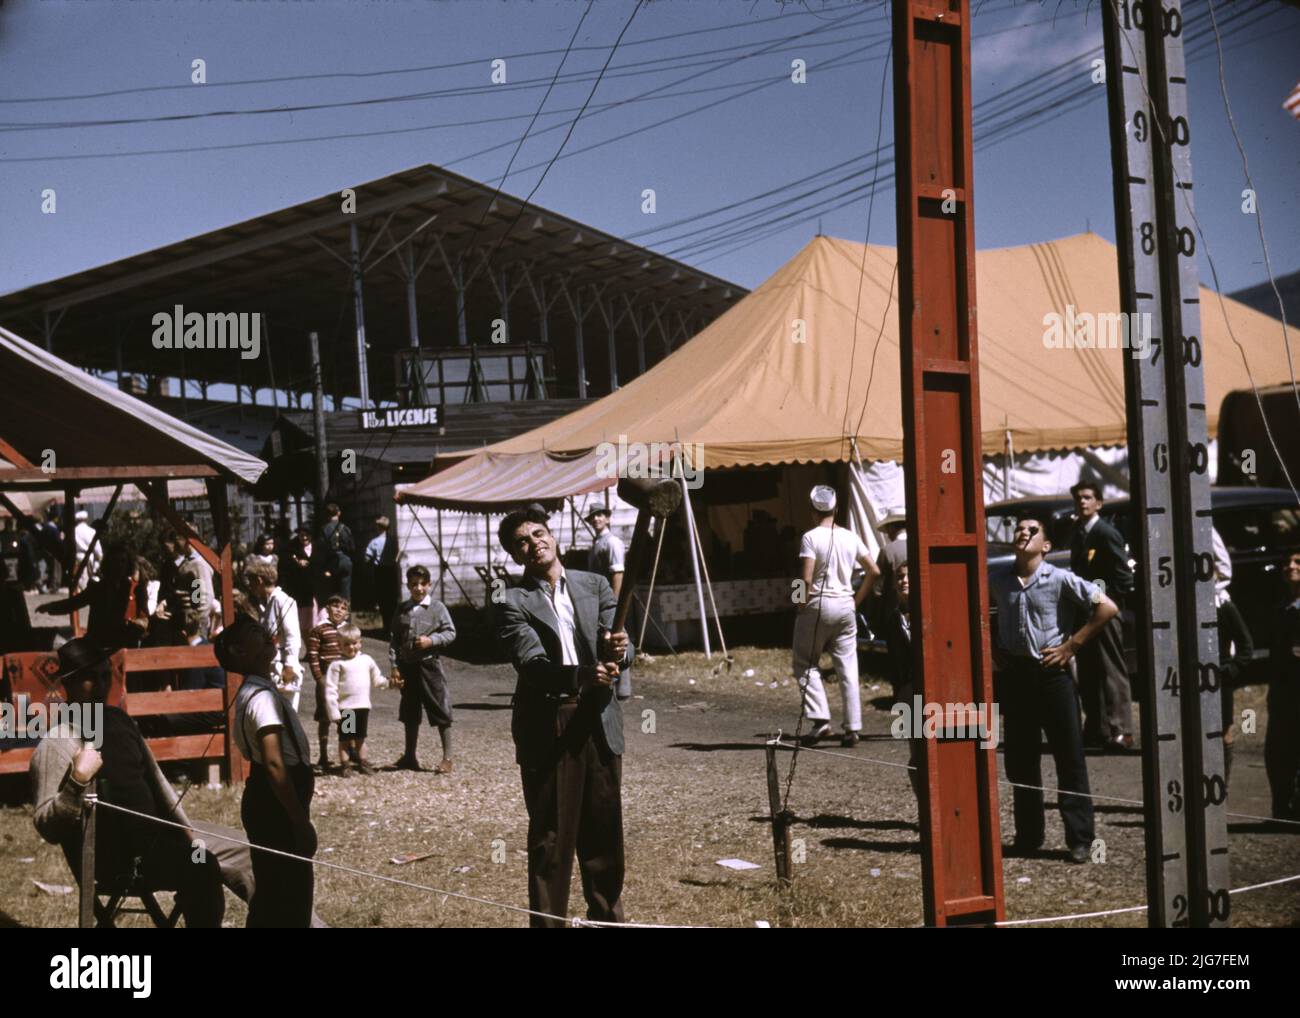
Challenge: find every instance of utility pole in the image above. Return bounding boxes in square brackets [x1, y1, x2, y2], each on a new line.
[1102, 0, 1230, 927]
[893, 0, 1004, 927]
[349, 221, 372, 409]
[309, 331, 330, 510]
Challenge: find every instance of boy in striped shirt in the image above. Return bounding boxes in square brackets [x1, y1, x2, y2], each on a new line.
[307, 595, 349, 771]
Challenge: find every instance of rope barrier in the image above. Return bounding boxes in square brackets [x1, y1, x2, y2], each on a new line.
[88, 798, 713, 928]
[769, 737, 1300, 825]
[87, 761, 1296, 929]
[995, 873, 1300, 927]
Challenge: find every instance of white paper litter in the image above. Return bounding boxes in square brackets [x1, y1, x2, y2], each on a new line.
[716, 858, 761, 871]
[32, 879, 73, 895]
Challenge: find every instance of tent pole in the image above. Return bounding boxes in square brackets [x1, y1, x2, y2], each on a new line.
[408, 509, 474, 604]
[679, 478, 711, 659]
[1003, 416, 1013, 502]
[685, 488, 729, 660]
[637, 517, 665, 651]
[437, 507, 446, 603]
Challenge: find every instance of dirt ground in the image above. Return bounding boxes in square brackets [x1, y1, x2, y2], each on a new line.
[2, 633, 1297, 928]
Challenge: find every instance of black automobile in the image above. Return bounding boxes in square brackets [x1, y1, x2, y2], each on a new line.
[985, 486, 1300, 673]
[857, 486, 1300, 681]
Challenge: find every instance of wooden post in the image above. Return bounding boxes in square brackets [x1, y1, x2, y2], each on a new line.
[78, 785, 97, 928]
[765, 743, 793, 885]
[309, 331, 330, 508]
[62, 488, 81, 635]
[893, 0, 1004, 926]
[207, 478, 246, 784]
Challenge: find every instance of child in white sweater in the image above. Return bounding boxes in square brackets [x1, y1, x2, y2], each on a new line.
[324, 624, 387, 776]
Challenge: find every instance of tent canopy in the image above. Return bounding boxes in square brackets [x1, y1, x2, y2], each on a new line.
[0, 324, 267, 489]
[398, 233, 1294, 509]
[428, 233, 1293, 473]
[397, 449, 613, 511]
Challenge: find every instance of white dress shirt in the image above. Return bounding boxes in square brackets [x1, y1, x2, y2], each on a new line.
[546, 571, 580, 667]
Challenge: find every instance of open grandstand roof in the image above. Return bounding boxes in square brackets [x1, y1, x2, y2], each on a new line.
[0, 163, 746, 403]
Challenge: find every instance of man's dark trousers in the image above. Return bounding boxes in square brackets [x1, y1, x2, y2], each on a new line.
[242, 763, 315, 928]
[519, 701, 624, 928]
[1003, 657, 1095, 850]
[1070, 518, 1134, 742]
[1078, 612, 1131, 743]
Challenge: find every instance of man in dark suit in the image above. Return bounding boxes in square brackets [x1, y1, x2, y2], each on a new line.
[495, 506, 632, 928]
[312, 503, 354, 603]
[1069, 482, 1135, 751]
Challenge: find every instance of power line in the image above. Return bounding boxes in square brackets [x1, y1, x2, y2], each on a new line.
[0, 22, 889, 134]
[0, 0, 873, 105]
[1203, 0, 1299, 429]
[0, 6, 875, 163]
[668, 0, 1278, 264]
[451, 1, 597, 266]
[476, 0, 649, 274]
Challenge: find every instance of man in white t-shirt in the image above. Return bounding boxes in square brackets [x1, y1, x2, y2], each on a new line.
[793, 485, 879, 748]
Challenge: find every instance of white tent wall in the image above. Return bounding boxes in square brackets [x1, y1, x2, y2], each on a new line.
[394, 486, 638, 608]
[392, 439, 1220, 641]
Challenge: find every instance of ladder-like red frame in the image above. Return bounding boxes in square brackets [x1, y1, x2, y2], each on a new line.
[892, 0, 1005, 926]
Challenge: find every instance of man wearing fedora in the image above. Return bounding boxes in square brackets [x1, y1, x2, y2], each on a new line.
[496, 506, 632, 927]
[794, 485, 879, 748]
[30, 638, 238, 926]
[586, 505, 632, 701]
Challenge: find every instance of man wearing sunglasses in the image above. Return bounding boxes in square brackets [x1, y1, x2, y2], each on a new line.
[991, 516, 1119, 864]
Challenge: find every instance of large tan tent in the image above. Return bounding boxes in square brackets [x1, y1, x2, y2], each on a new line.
[401, 232, 1294, 509]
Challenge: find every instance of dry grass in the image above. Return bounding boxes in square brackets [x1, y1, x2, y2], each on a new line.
[1, 641, 1296, 927]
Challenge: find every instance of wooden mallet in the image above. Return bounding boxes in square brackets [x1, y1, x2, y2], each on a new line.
[601, 475, 683, 661]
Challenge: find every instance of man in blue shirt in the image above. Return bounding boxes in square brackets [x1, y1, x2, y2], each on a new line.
[991, 516, 1119, 864]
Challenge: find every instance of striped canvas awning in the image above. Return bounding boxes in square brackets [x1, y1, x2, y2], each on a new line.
[394, 449, 613, 511]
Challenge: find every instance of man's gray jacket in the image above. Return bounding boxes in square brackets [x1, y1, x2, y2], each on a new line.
[495, 569, 632, 768]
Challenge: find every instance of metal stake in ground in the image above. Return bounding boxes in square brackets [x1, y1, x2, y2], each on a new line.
[765, 740, 794, 885]
[79, 787, 97, 929]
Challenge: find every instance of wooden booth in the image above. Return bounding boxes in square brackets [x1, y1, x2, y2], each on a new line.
[0, 325, 268, 782]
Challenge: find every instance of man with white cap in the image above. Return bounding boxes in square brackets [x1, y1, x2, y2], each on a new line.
[586, 505, 632, 700]
[793, 485, 879, 747]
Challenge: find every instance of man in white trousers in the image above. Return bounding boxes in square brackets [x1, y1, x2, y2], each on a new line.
[793, 485, 879, 748]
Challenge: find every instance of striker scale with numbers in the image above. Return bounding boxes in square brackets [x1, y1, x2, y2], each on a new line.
[1102, 0, 1231, 928]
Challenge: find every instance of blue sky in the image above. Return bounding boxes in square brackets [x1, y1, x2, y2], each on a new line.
[1, 0, 1297, 302]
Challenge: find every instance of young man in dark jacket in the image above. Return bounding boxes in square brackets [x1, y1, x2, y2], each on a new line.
[1068, 482, 1135, 751]
[495, 507, 632, 927]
